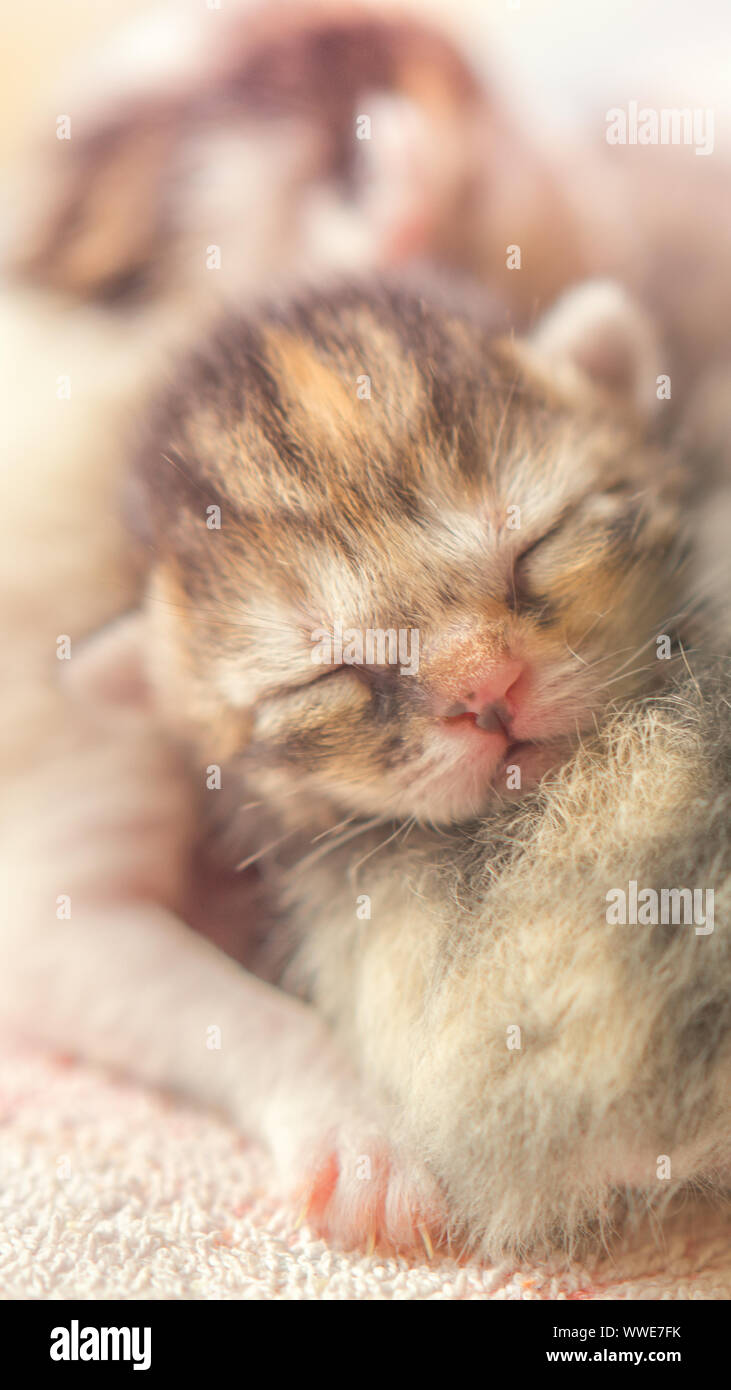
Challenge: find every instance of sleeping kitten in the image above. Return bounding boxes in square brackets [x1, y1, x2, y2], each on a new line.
[10, 0, 730, 409]
[8, 3, 486, 306]
[4, 274, 719, 1257]
[2, 0, 728, 1260]
[129, 277, 690, 832]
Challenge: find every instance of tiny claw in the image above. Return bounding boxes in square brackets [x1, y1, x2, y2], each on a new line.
[418, 1223, 434, 1260]
[366, 1228, 377, 1257]
[294, 1198, 310, 1230]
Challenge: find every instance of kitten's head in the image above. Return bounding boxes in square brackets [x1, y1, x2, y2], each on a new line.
[131, 279, 689, 825]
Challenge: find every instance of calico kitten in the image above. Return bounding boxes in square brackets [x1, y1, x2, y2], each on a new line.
[2, 274, 725, 1256]
[3, 5, 728, 1263]
[118, 276, 727, 1249]
[131, 277, 690, 832]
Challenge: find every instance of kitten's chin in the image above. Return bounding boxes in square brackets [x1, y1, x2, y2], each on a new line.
[412, 737, 572, 824]
[247, 735, 572, 831]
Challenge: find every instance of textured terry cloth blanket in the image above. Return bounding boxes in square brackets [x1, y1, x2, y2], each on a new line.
[1, 1039, 729, 1301]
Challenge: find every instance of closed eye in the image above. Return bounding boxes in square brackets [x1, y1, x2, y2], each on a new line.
[255, 663, 370, 721]
[286, 661, 396, 698]
[509, 516, 570, 606]
[509, 486, 634, 608]
[309, 663, 399, 708]
[514, 512, 573, 567]
[510, 485, 625, 575]
[506, 500, 587, 613]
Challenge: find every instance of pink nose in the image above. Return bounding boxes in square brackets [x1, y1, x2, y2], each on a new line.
[460, 659, 525, 713]
[442, 659, 526, 730]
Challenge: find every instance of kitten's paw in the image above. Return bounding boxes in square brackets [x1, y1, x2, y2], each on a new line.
[295, 1121, 446, 1256]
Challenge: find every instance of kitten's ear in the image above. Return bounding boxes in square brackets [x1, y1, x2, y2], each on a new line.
[62, 611, 152, 711]
[532, 280, 660, 415]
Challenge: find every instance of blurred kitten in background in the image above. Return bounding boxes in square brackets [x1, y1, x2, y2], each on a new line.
[8, 0, 731, 386]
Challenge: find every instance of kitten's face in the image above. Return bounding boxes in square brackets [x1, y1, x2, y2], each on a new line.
[137, 283, 687, 825]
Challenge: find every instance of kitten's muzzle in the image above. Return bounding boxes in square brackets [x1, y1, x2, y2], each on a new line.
[437, 658, 526, 740]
